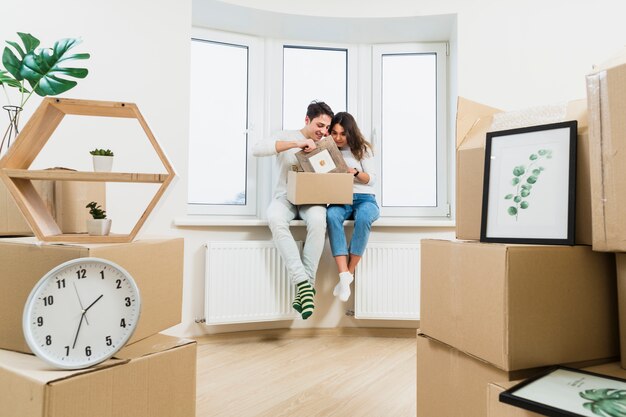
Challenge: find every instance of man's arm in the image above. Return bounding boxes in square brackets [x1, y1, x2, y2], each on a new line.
[252, 136, 316, 156]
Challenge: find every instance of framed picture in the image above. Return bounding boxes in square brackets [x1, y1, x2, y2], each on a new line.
[480, 120, 577, 245]
[295, 137, 349, 173]
[500, 366, 626, 417]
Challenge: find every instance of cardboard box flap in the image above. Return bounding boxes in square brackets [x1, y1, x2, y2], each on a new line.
[0, 349, 127, 384]
[590, 46, 626, 74]
[115, 334, 195, 360]
[456, 97, 501, 149]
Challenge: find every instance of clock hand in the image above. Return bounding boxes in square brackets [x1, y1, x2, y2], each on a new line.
[72, 282, 90, 326]
[84, 294, 103, 313]
[72, 312, 85, 349]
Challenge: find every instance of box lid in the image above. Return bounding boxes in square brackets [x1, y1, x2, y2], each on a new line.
[456, 97, 501, 149]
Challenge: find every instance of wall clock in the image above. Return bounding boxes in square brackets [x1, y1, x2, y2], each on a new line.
[22, 257, 141, 369]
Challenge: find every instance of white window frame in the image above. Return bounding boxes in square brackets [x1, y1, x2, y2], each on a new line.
[372, 42, 449, 218]
[187, 28, 264, 216]
[187, 29, 450, 221]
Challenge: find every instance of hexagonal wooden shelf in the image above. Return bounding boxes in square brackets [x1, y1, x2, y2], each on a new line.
[0, 98, 175, 243]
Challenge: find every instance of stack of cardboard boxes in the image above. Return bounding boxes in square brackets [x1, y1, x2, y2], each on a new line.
[417, 92, 626, 415]
[0, 180, 195, 414]
[0, 237, 196, 417]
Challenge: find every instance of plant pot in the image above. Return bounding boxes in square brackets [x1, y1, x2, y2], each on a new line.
[87, 218, 112, 236]
[92, 155, 114, 172]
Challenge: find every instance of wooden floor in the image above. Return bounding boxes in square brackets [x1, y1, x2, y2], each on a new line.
[196, 331, 417, 417]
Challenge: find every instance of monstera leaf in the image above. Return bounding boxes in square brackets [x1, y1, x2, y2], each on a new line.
[2, 32, 40, 81]
[581, 388, 626, 417]
[2, 32, 89, 99]
[0, 69, 24, 90]
[20, 37, 90, 96]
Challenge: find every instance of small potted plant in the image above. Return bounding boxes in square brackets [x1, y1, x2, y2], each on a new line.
[90, 148, 114, 172]
[85, 201, 112, 236]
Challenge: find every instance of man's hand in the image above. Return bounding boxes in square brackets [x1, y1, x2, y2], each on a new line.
[298, 139, 317, 153]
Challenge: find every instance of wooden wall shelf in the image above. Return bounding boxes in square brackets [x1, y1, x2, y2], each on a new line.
[0, 98, 175, 243]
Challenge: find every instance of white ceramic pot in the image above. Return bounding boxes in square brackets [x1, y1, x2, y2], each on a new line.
[92, 155, 114, 172]
[87, 218, 112, 236]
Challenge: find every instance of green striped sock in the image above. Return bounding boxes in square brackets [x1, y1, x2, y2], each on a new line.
[292, 286, 315, 314]
[292, 292, 302, 313]
[297, 281, 315, 320]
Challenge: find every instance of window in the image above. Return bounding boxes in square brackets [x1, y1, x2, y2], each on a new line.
[282, 46, 348, 129]
[372, 43, 448, 217]
[188, 30, 262, 215]
[188, 29, 449, 220]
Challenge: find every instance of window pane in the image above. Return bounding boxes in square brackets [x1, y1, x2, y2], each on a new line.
[189, 39, 248, 205]
[283, 47, 347, 129]
[381, 53, 437, 207]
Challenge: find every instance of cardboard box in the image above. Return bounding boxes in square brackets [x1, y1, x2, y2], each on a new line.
[488, 381, 542, 417]
[417, 333, 543, 417]
[487, 362, 626, 417]
[287, 171, 353, 205]
[455, 97, 592, 245]
[587, 52, 626, 251]
[0, 237, 184, 354]
[0, 178, 105, 236]
[0, 333, 196, 417]
[54, 181, 107, 233]
[0, 180, 54, 236]
[420, 239, 619, 371]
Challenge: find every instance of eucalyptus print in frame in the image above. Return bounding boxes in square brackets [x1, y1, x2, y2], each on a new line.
[504, 149, 553, 220]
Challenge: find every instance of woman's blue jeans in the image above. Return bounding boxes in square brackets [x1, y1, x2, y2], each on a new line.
[327, 193, 379, 257]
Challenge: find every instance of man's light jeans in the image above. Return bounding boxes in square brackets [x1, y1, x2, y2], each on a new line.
[267, 198, 327, 285]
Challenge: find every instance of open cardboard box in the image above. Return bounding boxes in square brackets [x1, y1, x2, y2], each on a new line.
[0, 333, 196, 417]
[455, 97, 592, 245]
[287, 171, 353, 205]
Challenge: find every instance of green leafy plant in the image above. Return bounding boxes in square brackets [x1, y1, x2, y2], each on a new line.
[580, 388, 626, 417]
[1, 32, 90, 109]
[86, 201, 107, 219]
[503, 149, 552, 220]
[89, 148, 114, 156]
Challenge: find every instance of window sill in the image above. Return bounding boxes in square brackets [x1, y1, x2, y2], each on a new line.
[174, 216, 455, 228]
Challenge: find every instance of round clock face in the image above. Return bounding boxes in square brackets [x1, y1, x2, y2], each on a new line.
[23, 257, 141, 370]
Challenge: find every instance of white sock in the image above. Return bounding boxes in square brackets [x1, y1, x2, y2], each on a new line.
[333, 271, 354, 302]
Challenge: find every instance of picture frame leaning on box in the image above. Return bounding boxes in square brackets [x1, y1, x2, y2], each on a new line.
[252, 101, 334, 320]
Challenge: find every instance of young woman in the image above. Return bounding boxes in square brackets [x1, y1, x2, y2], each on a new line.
[326, 112, 379, 302]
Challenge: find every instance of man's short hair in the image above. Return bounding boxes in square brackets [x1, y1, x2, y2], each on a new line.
[306, 101, 334, 120]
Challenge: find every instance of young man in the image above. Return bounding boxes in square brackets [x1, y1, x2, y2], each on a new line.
[252, 101, 334, 320]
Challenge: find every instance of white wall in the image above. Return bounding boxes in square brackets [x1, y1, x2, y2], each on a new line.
[4, 0, 624, 338]
[220, 0, 626, 109]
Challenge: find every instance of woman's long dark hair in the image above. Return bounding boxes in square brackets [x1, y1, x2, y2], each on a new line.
[329, 112, 373, 161]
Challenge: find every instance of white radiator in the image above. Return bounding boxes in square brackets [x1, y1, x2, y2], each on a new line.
[354, 242, 421, 320]
[204, 241, 300, 325]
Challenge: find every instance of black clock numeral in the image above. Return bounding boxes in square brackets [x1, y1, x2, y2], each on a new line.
[105, 335, 112, 346]
[65, 346, 70, 356]
[76, 269, 87, 279]
[125, 297, 131, 307]
[36, 316, 43, 327]
[45, 335, 52, 345]
[43, 295, 54, 306]
[116, 279, 122, 289]
[56, 278, 66, 289]
[120, 318, 126, 328]
[85, 346, 92, 356]
[100, 270, 105, 279]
